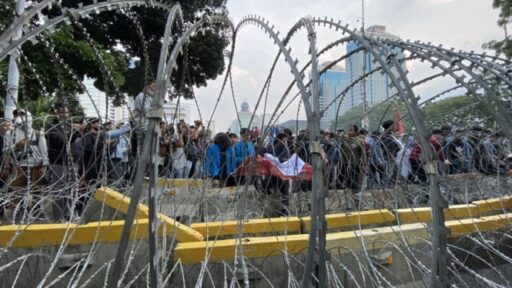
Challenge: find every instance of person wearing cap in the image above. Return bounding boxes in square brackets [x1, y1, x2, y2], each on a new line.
[78, 117, 130, 216]
[82, 119, 130, 181]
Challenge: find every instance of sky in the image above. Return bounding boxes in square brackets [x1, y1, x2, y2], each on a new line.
[182, 0, 504, 133]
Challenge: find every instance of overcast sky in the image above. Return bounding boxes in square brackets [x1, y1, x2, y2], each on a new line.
[183, 0, 504, 133]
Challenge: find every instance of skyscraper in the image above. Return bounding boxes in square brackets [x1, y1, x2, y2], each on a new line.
[342, 25, 405, 115]
[316, 63, 347, 128]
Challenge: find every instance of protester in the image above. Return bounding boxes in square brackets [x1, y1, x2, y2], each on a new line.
[234, 128, 255, 167]
[204, 132, 236, 186]
[45, 103, 80, 221]
[171, 122, 188, 178]
[106, 121, 131, 188]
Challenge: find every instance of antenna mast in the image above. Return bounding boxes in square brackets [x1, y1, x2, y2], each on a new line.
[361, 0, 369, 129]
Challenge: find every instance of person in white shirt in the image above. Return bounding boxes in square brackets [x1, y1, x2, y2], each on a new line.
[171, 122, 187, 178]
[106, 121, 131, 188]
[133, 79, 156, 130]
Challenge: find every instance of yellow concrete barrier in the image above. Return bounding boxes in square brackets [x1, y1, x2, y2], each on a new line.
[175, 211, 512, 264]
[155, 178, 204, 189]
[396, 204, 480, 224]
[95, 187, 149, 219]
[174, 234, 309, 264]
[471, 196, 512, 214]
[175, 208, 512, 264]
[95, 187, 204, 242]
[445, 204, 480, 220]
[302, 209, 395, 232]
[1, 210, 510, 256]
[174, 223, 429, 264]
[190, 217, 302, 238]
[0, 219, 154, 248]
[325, 223, 430, 252]
[446, 212, 512, 236]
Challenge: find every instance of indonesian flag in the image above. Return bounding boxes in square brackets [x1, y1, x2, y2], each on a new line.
[395, 106, 405, 136]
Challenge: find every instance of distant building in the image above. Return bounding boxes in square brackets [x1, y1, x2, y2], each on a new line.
[163, 102, 190, 124]
[343, 25, 405, 115]
[276, 119, 308, 132]
[228, 100, 262, 136]
[316, 63, 347, 129]
[79, 78, 130, 122]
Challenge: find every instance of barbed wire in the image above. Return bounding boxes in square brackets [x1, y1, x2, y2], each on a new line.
[0, 1, 511, 288]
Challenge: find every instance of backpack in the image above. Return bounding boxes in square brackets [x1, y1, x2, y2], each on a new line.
[185, 140, 200, 161]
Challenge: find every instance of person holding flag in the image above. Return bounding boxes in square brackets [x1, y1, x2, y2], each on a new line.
[395, 106, 405, 138]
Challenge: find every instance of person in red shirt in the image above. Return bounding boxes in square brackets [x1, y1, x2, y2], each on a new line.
[409, 129, 444, 184]
[252, 126, 260, 139]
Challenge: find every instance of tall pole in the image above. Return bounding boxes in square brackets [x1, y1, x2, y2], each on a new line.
[5, 0, 26, 119]
[301, 18, 327, 288]
[360, 0, 369, 129]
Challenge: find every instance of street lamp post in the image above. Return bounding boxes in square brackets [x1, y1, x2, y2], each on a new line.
[5, 0, 26, 119]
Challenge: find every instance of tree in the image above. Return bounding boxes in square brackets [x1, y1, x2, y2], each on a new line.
[486, 0, 512, 58]
[1, 0, 230, 117]
[331, 101, 410, 133]
[424, 95, 493, 128]
[51, 0, 230, 99]
[332, 95, 493, 134]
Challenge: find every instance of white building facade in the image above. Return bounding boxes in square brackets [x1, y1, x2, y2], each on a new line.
[79, 78, 130, 122]
[228, 100, 262, 136]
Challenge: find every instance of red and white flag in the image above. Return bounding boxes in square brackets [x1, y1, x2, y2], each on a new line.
[395, 106, 405, 136]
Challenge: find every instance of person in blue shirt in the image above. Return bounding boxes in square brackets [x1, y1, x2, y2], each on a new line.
[204, 132, 236, 186]
[234, 128, 255, 167]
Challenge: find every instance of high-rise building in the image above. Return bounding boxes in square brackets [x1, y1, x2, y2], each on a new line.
[317, 63, 347, 128]
[343, 25, 405, 115]
[307, 62, 347, 129]
[79, 78, 130, 122]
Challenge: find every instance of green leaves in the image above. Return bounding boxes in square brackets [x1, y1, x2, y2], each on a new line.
[1, 0, 230, 117]
[332, 95, 492, 133]
[331, 101, 409, 132]
[486, 0, 512, 58]
[424, 95, 492, 128]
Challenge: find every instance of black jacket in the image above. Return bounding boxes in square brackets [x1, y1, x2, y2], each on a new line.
[81, 131, 105, 181]
[45, 119, 78, 165]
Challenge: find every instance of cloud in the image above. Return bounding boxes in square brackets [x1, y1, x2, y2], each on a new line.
[230, 65, 258, 89]
[425, 0, 456, 4]
[189, 0, 504, 131]
[230, 65, 249, 79]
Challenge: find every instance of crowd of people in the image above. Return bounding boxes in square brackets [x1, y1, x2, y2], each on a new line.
[0, 90, 511, 221]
